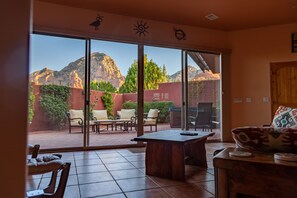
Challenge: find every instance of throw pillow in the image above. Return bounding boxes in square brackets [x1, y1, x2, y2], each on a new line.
[271, 106, 297, 128]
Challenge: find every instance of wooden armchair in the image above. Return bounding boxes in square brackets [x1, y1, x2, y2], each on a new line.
[27, 144, 69, 198]
[27, 156, 70, 198]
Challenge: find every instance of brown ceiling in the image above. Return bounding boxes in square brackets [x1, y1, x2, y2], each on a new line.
[37, 0, 297, 31]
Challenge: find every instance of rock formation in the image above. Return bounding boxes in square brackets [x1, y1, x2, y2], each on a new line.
[30, 52, 125, 89]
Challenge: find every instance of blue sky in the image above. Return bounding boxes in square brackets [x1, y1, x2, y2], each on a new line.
[30, 34, 195, 76]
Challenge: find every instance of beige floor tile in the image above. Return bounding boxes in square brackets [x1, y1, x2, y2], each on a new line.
[163, 184, 213, 198]
[79, 181, 122, 197]
[77, 172, 113, 184]
[110, 169, 145, 180]
[125, 188, 172, 198]
[116, 177, 159, 192]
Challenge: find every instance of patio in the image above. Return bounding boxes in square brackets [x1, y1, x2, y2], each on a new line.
[28, 123, 221, 150]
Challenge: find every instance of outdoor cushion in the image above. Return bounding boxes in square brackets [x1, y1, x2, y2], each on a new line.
[69, 109, 84, 125]
[232, 126, 297, 153]
[144, 119, 156, 125]
[147, 109, 159, 118]
[271, 105, 297, 128]
[144, 109, 159, 125]
[120, 109, 135, 119]
[93, 110, 108, 120]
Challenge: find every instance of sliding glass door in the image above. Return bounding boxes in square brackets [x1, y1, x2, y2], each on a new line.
[186, 51, 221, 140]
[88, 40, 138, 147]
[28, 34, 86, 149]
[143, 46, 182, 132]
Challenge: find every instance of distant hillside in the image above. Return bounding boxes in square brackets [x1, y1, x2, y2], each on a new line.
[168, 66, 220, 82]
[168, 66, 200, 82]
[30, 52, 125, 88]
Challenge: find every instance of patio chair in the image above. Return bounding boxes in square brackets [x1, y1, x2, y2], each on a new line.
[93, 110, 114, 132]
[115, 109, 136, 131]
[143, 109, 159, 132]
[66, 109, 95, 133]
[133, 109, 160, 132]
[189, 102, 213, 131]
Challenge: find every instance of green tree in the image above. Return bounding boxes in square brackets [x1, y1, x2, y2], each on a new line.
[90, 80, 117, 93]
[119, 55, 168, 93]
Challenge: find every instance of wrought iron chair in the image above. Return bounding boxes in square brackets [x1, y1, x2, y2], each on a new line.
[66, 109, 96, 133]
[189, 102, 213, 131]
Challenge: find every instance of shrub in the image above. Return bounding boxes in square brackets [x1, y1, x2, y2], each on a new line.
[122, 101, 174, 123]
[101, 92, 114, 116]
[39, 85, 70, 129]
[28, 85, 35, 123]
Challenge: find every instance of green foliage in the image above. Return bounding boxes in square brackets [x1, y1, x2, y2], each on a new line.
[119, 55, 168, 93]
[90, 80, 117, 93]
[28, 85, 35, 123]
[39, 85, 71, 129]
[122, 101, 174, 123]
[119, 62, 138, 93]
[101, 92, 114, 116]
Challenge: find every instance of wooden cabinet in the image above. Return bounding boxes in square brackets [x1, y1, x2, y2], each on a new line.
[214, 148, 297, 198]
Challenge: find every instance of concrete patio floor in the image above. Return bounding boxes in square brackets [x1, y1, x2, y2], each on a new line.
[28, 123, 221, 150]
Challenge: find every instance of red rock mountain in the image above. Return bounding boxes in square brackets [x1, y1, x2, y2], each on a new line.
[30, 52, 125, 88]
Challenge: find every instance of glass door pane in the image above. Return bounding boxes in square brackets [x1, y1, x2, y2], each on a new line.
[187, 51, 221, 140]
[89, 40, 138, 147]
[28, 34, 86, 149]
[144, 46, 182, 132]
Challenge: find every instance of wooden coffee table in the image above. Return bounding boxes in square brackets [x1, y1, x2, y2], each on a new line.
[133, 130, 214, 180]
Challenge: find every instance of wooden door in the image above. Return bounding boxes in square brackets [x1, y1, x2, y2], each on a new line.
[271, 61, 297, 118]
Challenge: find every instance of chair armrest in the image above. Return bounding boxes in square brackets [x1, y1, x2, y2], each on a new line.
[130, 116, 137, 123]
[188, 116, 196, 121]
[28, 144, 40, 158]
[70, 118, 83, 125]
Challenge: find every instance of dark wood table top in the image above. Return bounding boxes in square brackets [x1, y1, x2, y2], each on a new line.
[133, 130, 214, 143]
[214, 147, 297, 168]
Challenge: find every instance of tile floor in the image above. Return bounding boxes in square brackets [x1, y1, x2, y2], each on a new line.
[28, 124, 221, 149]
[26, 142, 234, 198]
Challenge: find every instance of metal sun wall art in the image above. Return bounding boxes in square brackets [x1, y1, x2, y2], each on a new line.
[134, 20, 149, 37]
[174, 28, 186, 40]
[90, 15, 104, 30]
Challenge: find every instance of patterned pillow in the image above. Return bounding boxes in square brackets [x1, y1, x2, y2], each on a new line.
[232, 127, 297, 153]
[271, 106, 297, 128]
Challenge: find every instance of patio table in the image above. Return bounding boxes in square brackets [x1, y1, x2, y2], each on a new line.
[94, 119, 132, 133]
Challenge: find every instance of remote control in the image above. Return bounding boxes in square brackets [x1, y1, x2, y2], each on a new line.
[180, 132, 198, 136]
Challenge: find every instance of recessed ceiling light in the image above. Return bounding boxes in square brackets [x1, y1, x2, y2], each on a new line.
[205, 14, 219, 21]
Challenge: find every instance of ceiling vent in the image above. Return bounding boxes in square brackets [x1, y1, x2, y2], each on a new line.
[205, 14, 219, 21]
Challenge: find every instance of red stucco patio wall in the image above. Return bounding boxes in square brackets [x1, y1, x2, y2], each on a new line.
[29, 80, 219, 131]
